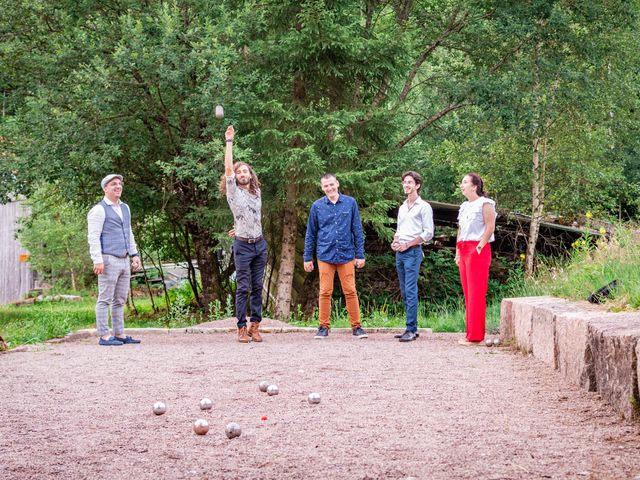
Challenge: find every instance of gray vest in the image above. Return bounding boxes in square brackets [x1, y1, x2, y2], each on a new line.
[99, 200, 132, 257]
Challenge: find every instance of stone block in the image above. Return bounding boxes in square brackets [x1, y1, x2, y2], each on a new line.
[499, 299, 514, 342]
[555, 311, 599, 390]
[588, 313, 640, 421]
[510, 296, 558, 354]
[531, 300, 574, 369]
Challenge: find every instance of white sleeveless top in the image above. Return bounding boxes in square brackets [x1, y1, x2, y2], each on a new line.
[457, 197, 496, 242]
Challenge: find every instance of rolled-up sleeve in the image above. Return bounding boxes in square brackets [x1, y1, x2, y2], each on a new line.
[419, 203, 434, 243]
[87, 204, 105, 264]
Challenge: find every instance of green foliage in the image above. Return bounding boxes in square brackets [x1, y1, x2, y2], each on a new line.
[528, 225, 640, 308]
[18, 184, 93, 290]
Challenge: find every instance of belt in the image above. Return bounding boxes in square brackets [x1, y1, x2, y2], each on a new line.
[235, 235, 263, 244]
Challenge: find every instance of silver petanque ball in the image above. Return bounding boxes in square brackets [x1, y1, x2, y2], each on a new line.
[308, 392, 321, 404]
[225, 422, 242, 439]
[193, 419, 209, 435]
[153, 401, 166, 415]
[493, 338, 501, 347]
[267, 384, 279, 396]
[485, 338, 493, 347]
[199, 398, 213, 410]
[258, 381, 270, 393]
[215, 105, 224, 119]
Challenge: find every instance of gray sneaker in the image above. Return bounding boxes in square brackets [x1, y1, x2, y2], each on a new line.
[352, 327, 368, 339]
[314, 327, 329, 339]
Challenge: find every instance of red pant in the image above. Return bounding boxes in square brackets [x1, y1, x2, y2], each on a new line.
[457, 241, 491, 342]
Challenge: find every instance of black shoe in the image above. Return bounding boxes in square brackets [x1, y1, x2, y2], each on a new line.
[314, 327, 329, 339]
[352, 327, 368, 339]
[398, 331, 417, 342]
[115, 335, 141, 344]
[98, 336, 123, 346]
[394, 331, 420, 339]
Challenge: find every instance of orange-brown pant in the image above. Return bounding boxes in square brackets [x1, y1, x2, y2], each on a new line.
[317, 260, 361, 329]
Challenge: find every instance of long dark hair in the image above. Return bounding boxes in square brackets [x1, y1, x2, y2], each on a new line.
[219, 162, 261, 196]
[467, 172, 486, 197]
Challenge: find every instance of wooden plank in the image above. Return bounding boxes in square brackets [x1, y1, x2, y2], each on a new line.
[0, 201, 33, 304]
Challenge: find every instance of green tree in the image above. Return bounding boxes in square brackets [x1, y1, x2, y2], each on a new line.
[18, 184, 92, 290]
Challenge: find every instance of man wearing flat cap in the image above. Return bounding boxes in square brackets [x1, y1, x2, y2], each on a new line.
[87, 174, 142, 346]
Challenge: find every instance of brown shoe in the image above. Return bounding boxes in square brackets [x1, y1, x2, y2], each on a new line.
[237, 326, 250, 343]
[248, 322, 263, 342]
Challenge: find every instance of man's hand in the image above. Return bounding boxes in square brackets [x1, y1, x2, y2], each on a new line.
[225, 125, 235, 142]
[391, 241, 400, 252]
[131, 256, 142, 272]
[93, 263, 104, 275]
[304, 261, 314, 272]
[455, 251, 461, 266]
[355, 258, 365, 269]
[228, 228, 235, 238]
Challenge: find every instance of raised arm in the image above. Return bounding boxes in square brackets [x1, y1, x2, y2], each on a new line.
[224, 125, 235, 176]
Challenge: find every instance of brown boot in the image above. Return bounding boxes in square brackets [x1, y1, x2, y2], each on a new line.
[237, 326, 250, 343]
[248, 322, 263, 342]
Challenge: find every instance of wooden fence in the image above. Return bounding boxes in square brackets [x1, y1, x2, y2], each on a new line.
[0, 201, 34, 304]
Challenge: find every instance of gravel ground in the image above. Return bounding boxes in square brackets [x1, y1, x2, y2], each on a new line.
[1, 324, 640, 480]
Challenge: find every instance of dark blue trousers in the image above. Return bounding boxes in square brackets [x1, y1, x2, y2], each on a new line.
[233, 238, 268, 328]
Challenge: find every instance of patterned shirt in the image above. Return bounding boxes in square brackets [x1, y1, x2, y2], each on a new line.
[303, 194, 365, 264]
[225, 175, 262, 238]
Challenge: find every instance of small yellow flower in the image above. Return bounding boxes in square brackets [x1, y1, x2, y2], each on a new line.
[519, 253, 526, 260]
[585, 211, 593, 219]
[599, 227, 606, 234]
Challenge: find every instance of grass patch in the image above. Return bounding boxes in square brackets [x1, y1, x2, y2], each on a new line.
[524, 225, 640, 310]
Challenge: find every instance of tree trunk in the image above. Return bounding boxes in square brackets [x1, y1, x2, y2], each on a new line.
[273, 181, 299, 320]
[526, 135, 546, 277]
[190, 225, 224, 311]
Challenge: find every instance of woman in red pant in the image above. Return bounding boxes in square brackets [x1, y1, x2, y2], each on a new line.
[455, 173, 496, 346]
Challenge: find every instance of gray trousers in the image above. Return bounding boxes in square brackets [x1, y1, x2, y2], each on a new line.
[96, 254, 131, 337]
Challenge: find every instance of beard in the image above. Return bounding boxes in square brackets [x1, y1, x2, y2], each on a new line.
[236, 177, 250, 186]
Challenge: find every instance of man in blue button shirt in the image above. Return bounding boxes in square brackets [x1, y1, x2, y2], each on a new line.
[303, 173, 368, 339]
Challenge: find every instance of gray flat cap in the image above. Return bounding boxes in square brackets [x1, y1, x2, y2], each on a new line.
[101, 174, 123, 189]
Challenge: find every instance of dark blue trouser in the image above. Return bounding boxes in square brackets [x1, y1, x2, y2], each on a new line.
[396, 246, 423, 333]
[233, 238, 268, 328]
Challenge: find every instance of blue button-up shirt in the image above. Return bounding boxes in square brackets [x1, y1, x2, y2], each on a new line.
[304, 194, 365, 264]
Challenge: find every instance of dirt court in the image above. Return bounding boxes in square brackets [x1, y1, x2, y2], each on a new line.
[1, 322, 640, 480]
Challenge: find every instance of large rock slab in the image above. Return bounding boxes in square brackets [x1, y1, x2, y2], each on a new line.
[503, 296, 558, 354]
[499, 299, 514, 342]
[531, 300, 573, 369]
[588, 313, 640, 421]
[501, 296, 640, 421]
[555, 311, 600, 391]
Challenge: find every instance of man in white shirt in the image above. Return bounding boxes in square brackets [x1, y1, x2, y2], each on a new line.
[87, 174, 142, 346]
[391, 171, 434, 342]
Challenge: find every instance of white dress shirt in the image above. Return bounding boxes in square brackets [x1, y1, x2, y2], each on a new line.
[395, 196, 434, 244]
[87, 196, 138, 265]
